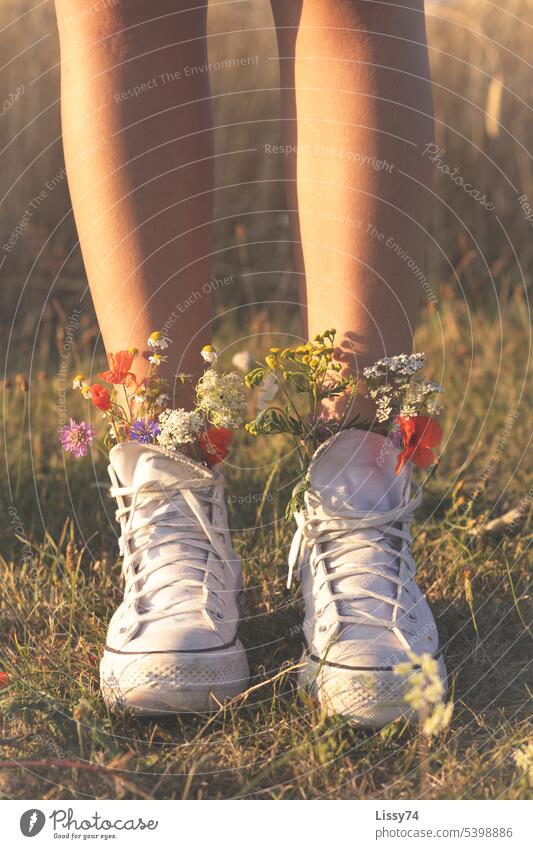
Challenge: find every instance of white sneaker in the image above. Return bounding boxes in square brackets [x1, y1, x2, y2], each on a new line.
[289, 429, 446, 727]
[100, 442, 249, 714]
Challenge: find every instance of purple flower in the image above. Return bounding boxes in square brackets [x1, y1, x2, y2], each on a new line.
[389, 422, 403, 449]
[309, 415, 339, 444]
[59, 418, 95, 458]
[129, 418, 160, 444]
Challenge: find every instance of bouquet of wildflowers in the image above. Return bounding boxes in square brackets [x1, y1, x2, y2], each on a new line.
[245, 329, 357, 462]
[244, 330, 444, 512]
[59, 332, 247, 466]
[362, 353, 444, 473]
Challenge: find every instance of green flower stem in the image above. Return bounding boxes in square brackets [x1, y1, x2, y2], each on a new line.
[122, 384, 132, 421]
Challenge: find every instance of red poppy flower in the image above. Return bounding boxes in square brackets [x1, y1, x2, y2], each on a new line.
[90, 384, 111, 411]
[395, 415, 443, 475]
[199, 427, 233, 465]
[0, 671, 9, 687]
[98, 350, 136, 385]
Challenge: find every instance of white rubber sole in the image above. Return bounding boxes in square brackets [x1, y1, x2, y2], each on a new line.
[299, 651, 448, 729]
[100, 640, 250, 715]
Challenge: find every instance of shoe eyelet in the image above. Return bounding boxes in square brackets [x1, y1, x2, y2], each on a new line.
[319, 625, 327, 633]
[316, 608, 323, 617]
[215, 611, 224, 620]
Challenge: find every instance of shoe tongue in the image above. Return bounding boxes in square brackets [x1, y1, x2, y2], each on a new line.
[109, 442, 215, 619]
[109, 442, 213, 489]
[308, 430, 410, 640]
[308, 429, 408, 512]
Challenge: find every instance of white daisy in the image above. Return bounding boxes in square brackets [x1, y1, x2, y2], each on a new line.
[201, 344, 218, 364]
[148, 331, 171, 350]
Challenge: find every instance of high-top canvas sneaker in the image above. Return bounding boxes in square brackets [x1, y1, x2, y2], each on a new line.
[289, 429, 446, 727]
[100, 442, 249, 714]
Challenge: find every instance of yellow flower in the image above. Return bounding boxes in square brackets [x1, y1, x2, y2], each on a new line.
[270, 347, 281, 354]
[265, 355, 277, 370]
[72, 374, 85, 389]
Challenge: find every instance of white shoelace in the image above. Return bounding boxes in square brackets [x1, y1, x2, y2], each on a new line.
[288, 487, 423, 648]
[109, 470, 237, 627]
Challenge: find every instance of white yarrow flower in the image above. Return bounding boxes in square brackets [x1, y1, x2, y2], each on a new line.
[157, 408, 203, 458]
[196, 369, 247, 428]
[394, 651, 453, 738]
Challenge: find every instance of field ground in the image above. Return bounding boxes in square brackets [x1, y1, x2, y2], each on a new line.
[0, 290, 531, 799]
[0, 0, 531, 800]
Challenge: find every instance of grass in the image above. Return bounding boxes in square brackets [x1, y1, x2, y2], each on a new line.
[0, 286, 532, 800]
[0, 0, 531, 801]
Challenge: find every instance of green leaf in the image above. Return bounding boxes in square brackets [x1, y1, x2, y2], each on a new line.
[244, 367, 266, 388]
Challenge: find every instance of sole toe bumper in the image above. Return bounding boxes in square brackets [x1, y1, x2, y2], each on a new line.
[299, 652, 448, 729]
[100, 641, 250, 715]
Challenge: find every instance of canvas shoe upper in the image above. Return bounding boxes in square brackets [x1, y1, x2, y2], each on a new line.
[100, 442, 249, 713]
[290, 428, 446, 724]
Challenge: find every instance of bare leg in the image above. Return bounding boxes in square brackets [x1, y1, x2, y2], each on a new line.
[55, 0, 213, 404]
[271, 0, 434, 420]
